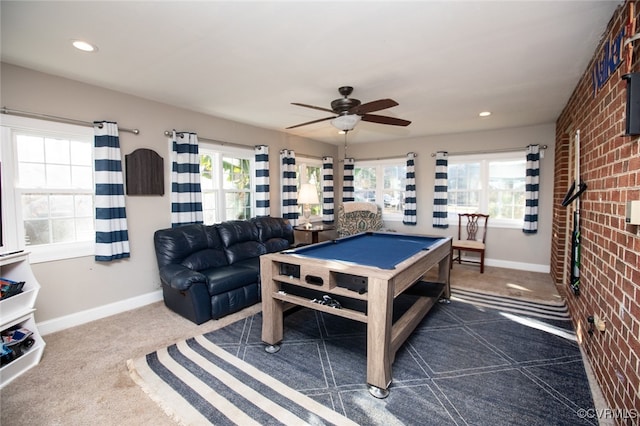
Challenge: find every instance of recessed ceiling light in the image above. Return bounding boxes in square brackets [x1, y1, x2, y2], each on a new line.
[479, 111, 492, 117]
[72, 40, 97, 52]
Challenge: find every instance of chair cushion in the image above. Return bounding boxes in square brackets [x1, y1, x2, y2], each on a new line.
[452, 240, 485, 250]
[338, 211, 383, 236]
[343, 201, 378, 214]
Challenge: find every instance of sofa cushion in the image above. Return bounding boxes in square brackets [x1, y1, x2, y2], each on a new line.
[182, 248, 229, 271]
[252, 216, 294, 253]
[203, 264, 259, 295]
[218, 220, 267, 264]
[210, 283, 260, 320]
[154, 224, 207, 268]
[231, 257, 260, 272]
[154, 224, 228, 271]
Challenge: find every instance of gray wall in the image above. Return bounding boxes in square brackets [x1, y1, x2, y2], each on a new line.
[338, 124, 556, 270]
[1, 62, 555, 327]
[1, 63, 336, 324]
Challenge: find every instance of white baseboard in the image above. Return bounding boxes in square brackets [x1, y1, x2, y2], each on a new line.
[485, 258, 550, 273]
[457, 255, 550, 273]
[36, 257, 549, 335]
[38, 289, 163, 336]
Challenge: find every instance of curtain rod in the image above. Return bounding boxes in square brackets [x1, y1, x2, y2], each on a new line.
[340, 154, 414, 162]
[293, 152, 324, 161]
[1, 107, 140, 135]
[430, 145, 547, 157]
[164, 130, 253, 150]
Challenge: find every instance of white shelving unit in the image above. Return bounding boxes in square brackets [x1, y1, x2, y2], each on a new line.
[0, 251, 45, 388]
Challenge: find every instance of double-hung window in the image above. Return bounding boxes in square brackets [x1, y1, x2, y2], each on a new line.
[354, 159, 406, 221]
[447, 152, 526, 228]
[199, 144, 254, 224]
[1, 115, 95, 262]
[296, 158, 323, 221]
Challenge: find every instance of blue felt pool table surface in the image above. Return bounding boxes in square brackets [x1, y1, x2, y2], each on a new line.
[286, 232, 445, 269]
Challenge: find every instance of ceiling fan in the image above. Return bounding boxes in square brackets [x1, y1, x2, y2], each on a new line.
[286, 86, 411, 131]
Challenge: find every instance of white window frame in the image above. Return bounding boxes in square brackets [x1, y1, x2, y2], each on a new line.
[1, 115, 96, 263]
[354, 158, 406, 222]
[296, 157, 323, 223]
[447, 151, 526, 229]
[197, 142, 255, 224]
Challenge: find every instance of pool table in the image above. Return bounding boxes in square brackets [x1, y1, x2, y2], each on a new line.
[260, 231, 452, 398]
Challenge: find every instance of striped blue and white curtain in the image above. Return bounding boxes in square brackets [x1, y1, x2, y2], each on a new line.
[170, 131, 203, 227]
[322, 156, 334, 223]
[343, 158, 355, 202]
[523, 144, 540, 234]
[403, 152, 417, 225]
[433, 151, 448, 228]
[280, 149, 298, 224]
[93, 121, 130, 261]
[255, 145, 270, 217]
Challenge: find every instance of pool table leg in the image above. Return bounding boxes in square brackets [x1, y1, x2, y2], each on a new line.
[439, 251, 452, 300]
[366, 277, 394, 398]
[260, 256, 284, 350]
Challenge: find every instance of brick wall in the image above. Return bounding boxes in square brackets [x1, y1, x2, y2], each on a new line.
[553, 1, 640, 421]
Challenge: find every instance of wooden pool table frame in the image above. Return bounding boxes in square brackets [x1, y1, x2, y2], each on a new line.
[260, 232, 452, 398]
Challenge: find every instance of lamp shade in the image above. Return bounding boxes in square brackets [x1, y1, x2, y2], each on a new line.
[330, 114, 361, 131]
[298, 183, 319, 204]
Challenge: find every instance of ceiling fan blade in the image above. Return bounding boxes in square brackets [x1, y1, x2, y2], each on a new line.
[291, 103, 335, 114]
[361, 114, 411, 127]
[350, 99, 398, 115]
[286, 116, 335, 129]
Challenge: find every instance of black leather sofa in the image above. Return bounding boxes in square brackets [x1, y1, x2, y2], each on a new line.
[153, 216, 293, 324]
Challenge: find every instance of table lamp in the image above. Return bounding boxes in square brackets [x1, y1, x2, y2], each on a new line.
[297, 183, 319, 228]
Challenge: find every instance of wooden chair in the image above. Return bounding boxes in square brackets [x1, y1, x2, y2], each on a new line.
[451, 213, 489, 273]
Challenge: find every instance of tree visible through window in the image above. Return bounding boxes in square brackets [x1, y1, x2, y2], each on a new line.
[199, 146, 253, 223]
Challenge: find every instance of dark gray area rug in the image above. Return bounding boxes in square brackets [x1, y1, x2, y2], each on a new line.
[130, 290, 597, 425]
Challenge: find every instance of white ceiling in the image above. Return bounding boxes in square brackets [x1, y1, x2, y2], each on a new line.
[1, 1, 621, 145]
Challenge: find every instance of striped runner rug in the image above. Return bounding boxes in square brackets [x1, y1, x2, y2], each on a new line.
[128, 290, 595, 425]
[450, 287, 571, 321]
[128, 335, 356, 425]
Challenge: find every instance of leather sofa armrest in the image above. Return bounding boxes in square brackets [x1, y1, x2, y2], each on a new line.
[159, 264, 207, 291]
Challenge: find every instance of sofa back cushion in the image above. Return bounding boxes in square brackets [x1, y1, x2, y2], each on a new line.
[217, 220, 266, 264]
[154, 224, 228, 270]
[252, 216, 294, 253]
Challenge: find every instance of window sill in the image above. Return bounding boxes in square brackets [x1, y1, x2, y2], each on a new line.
[27, 241, 95, 264]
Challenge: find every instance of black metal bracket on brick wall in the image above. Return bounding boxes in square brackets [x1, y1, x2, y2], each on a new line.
[561, 180, 588, 207]
[622, 72, 640, 136]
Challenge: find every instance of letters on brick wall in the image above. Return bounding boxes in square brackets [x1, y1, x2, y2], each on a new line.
[591, 26, 626, 96]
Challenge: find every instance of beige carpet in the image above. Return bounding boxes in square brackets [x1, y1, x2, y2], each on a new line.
[1, 265, 564, 425]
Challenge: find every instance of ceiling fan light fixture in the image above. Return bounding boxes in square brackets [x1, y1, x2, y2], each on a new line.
[331, 114, 361, 131]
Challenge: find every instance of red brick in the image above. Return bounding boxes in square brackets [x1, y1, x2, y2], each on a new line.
[553, 2, 640, 420]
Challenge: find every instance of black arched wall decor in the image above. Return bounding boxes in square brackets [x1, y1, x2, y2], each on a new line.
[125, 148, 164, 195]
